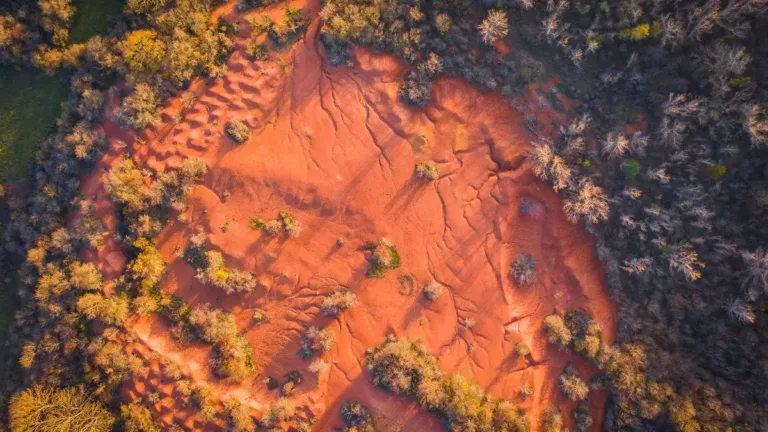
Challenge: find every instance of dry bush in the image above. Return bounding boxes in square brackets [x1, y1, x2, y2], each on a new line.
[224, 398, 255, 432]
[559, 364, 589, 401]
[341, 400, 375, 431]
[510, 254, 536, 286]
[262, 397, 295, 427]
[543, 313, 572, 346]
[541, 406, 564, 432]
[197, 250, 256, 294]
[10, 386, 115, 432]
[415, 160, 439, 180]
[320, 289, 357, 316]
[422, 281, 444, 302]
[188, 304, 238, 344]
[300, 327, 336, 358]
[225, 120, 251, 143]
[367, 238, 401, 278]
[563, 179, 609, 224]
[514, 342, 530, 357]
[366, 337, 442, 395]
[309, 358, 330, 374]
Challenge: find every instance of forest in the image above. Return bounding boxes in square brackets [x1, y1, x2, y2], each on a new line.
[1, 0, 768, 431]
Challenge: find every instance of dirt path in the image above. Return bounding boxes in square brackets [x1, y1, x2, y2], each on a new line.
[77, 1, 617, 430]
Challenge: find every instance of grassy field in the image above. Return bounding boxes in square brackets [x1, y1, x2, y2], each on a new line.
[0, 66, 69, 182]
[0, 0, 125, 183]
[69, 0, 124, 44]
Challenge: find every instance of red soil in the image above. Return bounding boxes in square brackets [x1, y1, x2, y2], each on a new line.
[78, 1, 616, 430]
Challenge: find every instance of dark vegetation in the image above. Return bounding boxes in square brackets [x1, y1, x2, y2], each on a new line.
[340, 400, 377, 432]
[321, 0, 768, 429]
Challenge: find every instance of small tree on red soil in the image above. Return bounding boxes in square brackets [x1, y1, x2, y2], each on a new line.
[320, 289, 357, 316]
[225, 120, 251, 143]
[510, 254, 536, 286]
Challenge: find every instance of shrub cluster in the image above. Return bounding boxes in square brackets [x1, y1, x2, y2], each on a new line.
[510, 254, 536, 286]
[340, 400, 376, 432]
[320, 289, 357, 316]
[422, 281, 443, 302]
[224, 120, 251, 143]
[415, 160, 439, 180]
[543, 309, 602, 359]
[366, 337, 528, 431]
[120, 401, 161, 432]
[223, 398, 254, 432]
[559, 363, 589, 401]
[10, 386, 115, 432]
[188, 239, 256, 295]
[188, 304, 255, 381]
[366, 238, 400, 278]
[298, 326, 336, 358]
[268, 7, 308, 47]
[251, 210, 302, 237]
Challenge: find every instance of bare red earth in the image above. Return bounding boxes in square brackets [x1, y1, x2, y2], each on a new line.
[77, 1, 617, 430]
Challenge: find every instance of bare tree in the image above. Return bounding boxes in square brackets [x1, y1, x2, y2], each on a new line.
[727, 298, 756, 324]
[529, 141, 554, 179]
[478, 10, 509, 44]
[661, 14, 685, 49]
[668, 243, 705, 281]
[563, 179, 609, 224]
[602, 131, 630, 160]
[745, 104, 768, 148]
[741, 249, 768, 299]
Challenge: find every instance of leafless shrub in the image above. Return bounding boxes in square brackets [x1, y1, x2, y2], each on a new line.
[727, 298, 756, 324]
[668, 243, 705, 281]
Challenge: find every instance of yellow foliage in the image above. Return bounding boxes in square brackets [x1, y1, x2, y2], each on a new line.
[630, 24, 650, 40]
[10, 386, 114, 432]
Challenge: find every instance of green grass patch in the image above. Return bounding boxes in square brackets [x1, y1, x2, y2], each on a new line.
[0, 66, 69, 182]
[69, 0, 125, 44]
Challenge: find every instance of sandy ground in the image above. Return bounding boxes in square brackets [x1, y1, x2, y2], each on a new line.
[75, 1, 617, 430]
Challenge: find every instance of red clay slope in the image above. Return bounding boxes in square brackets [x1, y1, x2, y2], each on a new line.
[76, 1, 617, 430]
